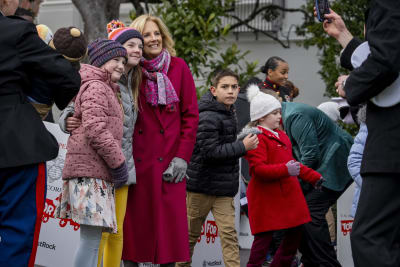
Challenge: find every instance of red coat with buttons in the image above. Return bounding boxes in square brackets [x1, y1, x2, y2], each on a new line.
[244, 126, 321, 235]
[122, 57, 199, 264]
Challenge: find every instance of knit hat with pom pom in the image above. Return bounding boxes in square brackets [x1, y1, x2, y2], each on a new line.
[247, 84, 281, 121]
[49, 27, 87, 62]
[107, 20, 143, 45]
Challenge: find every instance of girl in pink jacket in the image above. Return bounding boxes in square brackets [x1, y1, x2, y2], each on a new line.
[55, 39, 129, 267]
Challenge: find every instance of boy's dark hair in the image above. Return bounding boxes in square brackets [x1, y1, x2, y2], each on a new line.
[260, 56, 286, 74]
[211, 69, 239, 87]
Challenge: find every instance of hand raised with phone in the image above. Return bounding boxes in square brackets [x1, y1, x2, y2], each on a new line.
[315, 0, 330, 22]
[313, 4, 354, 49]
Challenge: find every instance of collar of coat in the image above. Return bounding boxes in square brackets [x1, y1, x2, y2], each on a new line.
[258, 126, 287, 146]
[260, 78, 279, 91]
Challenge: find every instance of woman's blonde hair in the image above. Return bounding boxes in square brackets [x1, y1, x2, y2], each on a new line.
[130, 14, 176, 57]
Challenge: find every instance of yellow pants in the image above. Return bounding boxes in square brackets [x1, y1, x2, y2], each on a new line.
[176, 191, 240, 267]
[97, 185, 129, 267]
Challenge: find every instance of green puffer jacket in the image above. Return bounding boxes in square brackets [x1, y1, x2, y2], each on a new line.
[282, 102, 353, 192]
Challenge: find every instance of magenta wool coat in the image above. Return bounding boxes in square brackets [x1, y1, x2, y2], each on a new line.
[62, 64, 125, 181]
[122, 57, 199, 264]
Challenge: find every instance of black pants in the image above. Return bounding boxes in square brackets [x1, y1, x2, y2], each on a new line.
[351, 174, 400, 267]
[299, 186, 345, 267]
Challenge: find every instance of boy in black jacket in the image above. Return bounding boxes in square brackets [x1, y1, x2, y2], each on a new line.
[176, 69, 258, 267]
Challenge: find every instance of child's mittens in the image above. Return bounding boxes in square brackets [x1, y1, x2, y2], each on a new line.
[110, 162, 129, 189]
[314, 176, 325, 190]
[286, 160, 300, 176]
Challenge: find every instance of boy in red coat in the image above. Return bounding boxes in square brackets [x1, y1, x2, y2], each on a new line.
[244, 84, 323, 267]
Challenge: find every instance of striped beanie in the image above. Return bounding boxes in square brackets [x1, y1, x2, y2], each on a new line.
[87, 39, 127, 68]
[107, 20, 143, 45]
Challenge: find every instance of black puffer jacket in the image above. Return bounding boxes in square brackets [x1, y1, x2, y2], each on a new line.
[187, 91, 247, 197]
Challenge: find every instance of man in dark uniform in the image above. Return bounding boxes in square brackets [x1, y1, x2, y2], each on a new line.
[0, 1, 81, 266]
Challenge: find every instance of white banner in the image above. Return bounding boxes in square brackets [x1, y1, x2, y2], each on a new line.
[36, 122, 227, 267]
[336, 183, 355, 267]
[238, 214, 253, 250]
[191, 213, 225, 267]
[35, 122, 80, 267]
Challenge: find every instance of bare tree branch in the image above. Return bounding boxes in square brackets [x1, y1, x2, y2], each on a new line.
[228, 3, 310, 31]
[144, 0, 150, 13]
[70, 0, 308, 48]
[129, 0, 146, 16]
[127, 0, 175, 16]
[229, 14, 290, 48]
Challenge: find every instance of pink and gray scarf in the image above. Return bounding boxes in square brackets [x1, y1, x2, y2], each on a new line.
[141, 49, 179, 107]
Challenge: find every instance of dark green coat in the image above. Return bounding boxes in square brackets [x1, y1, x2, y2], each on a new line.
[282, 102, 353, 192]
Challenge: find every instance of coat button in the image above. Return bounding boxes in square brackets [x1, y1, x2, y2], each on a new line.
[137, 158, 141, 162]
[159, 157, 163, 162]
[160, 129, 164, 134]
[139, 129, 143, 134]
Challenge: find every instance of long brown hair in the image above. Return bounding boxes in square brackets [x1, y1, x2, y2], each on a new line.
[129, 65, 142, 112]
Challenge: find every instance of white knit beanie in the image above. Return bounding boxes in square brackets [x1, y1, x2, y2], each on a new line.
[317, 102, 340, 122]
[247, 84, 282, 121]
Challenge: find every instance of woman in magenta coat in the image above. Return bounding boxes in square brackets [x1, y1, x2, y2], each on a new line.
[122, 15, 199, 267]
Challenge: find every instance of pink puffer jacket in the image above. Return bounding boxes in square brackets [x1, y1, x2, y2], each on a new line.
[62, 64, 125, 181]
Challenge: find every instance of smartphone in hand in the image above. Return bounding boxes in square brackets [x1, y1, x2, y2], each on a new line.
[315, 0, 330, 22]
